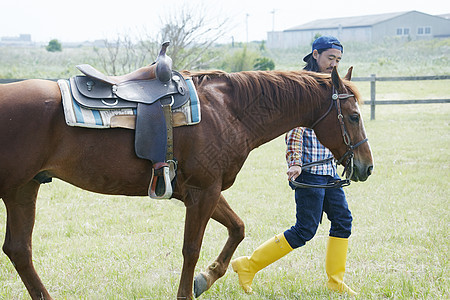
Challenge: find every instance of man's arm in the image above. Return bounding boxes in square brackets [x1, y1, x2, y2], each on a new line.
[285, 127, 304, 180]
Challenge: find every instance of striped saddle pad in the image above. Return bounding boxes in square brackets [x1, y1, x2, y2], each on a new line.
[58, 77, 201, 129]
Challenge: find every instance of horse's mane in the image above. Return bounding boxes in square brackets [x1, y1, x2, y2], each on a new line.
[183, 70, 361, 107]
[341, 80, 362, 104]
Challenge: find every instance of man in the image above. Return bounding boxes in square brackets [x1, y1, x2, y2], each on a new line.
[302, 35, 342, 72]
[231, 35, 357, 296]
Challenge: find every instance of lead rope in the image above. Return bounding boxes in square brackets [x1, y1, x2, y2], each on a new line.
[290, 87, 354, 189]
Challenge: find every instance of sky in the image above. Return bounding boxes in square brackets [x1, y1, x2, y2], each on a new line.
[1, 0, 449, 43]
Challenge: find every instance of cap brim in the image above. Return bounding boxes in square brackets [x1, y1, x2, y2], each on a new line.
[303, 52, 312, 62]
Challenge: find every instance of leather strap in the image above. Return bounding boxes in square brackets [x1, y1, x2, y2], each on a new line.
[162, 98, 174, 162]
[289, 178, 350, 189]
[292, 87, 366, 189]
[162, 97, 177, 181]
[301, 157, 334, 169]
[148, 99, 176, 199]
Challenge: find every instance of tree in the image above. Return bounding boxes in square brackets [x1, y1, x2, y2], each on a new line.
[96, 4, 230, 75]
[94, 34, 151, 76]
[46, 39, 62, 52]
[155, 4, 229, 70]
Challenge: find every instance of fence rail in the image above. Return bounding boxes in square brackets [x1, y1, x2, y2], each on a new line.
[352, 74, 450, 120]
[2, 75, 449, 120]
[0, 79, 57, 83]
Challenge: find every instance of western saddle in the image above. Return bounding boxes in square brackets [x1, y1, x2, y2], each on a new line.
[72, 41, 186, 199]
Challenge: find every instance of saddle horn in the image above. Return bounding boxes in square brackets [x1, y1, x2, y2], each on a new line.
[156, 41, 173, 83]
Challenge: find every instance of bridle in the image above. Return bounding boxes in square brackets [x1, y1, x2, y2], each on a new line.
[290, 86, 368, 189]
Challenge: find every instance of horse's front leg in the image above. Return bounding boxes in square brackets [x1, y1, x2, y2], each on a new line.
[177, 185, 221, 299]
[2, 181, 52, 300]
[194, 193, 245, 297]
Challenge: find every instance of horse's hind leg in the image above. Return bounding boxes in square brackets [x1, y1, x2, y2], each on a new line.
[2, 180, 52, 300]
[194, 193, 245, 297]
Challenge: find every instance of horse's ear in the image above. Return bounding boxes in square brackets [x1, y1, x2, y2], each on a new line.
[344, 66, 353, 81]
[331, 66, 344, 92]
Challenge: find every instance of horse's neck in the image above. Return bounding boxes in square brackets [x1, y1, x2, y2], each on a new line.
[233, 86, 324, 149]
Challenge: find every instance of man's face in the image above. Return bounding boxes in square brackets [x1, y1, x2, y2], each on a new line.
[313, 48, 342, 73]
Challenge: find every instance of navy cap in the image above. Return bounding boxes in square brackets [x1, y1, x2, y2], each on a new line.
[303, 35, 343, 62]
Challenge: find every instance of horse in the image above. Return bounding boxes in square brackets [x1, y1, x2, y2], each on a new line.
[0, 66, 373, 299]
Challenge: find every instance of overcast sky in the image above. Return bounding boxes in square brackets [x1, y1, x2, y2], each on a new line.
[1, 0, 449, 43]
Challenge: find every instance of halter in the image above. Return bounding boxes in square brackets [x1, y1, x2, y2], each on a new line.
[290, 86, 368, 189]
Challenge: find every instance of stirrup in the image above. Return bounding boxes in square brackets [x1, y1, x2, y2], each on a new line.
[149, 162, 172, 199]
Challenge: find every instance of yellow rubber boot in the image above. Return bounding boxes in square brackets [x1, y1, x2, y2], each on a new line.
[231, 233, 293, 294]
[325, 236, 357, 296]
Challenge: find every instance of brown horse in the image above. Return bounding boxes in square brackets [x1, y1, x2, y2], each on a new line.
[0, 67, 373, 299]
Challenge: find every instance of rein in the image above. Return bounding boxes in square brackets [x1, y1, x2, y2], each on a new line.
[290, 86, 368, 189]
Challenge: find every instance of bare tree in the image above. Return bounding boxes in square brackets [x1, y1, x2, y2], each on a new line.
[94, 33, 152, 75]
[95, 4, 229, 74]
[94, 38, 120, 75]
[156, 4, 229, 70]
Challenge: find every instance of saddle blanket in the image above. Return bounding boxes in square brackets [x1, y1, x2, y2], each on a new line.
[58, 77, 201, 129]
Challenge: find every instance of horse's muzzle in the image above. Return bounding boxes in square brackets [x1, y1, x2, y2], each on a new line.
[351, 162, 373, 182]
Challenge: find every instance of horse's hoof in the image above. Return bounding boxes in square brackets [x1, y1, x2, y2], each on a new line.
[194, 273, 208, 298]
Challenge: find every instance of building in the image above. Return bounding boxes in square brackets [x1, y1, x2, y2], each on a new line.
[0, 34, 33, 46]
[267, 10, 450, 48]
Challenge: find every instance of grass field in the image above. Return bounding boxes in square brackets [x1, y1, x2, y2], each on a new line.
[1, 38, 449, 78]
[0, 39, 449, 299]
[0, 102, 448, 299]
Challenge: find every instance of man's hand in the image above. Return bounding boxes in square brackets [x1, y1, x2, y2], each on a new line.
[287, 165, 302, 181]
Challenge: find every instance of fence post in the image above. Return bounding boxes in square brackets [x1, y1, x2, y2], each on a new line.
[370, 74, 376, 120]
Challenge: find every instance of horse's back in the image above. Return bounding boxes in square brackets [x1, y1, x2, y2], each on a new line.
[0, 79, 62, 134]
[0, 79, 60, 103]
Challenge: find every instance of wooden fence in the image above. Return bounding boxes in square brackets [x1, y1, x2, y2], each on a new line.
[2, 75, 450, 120]
[352, 75, 450, 120]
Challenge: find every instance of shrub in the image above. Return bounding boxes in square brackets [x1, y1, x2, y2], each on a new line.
[46, 39, 62, 52]
[253, 57, 275, 70]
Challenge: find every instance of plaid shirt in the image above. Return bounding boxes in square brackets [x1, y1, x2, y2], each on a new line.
[285, 127, 337, 176]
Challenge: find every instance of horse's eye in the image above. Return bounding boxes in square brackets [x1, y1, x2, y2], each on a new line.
[349, 114, 360, 123]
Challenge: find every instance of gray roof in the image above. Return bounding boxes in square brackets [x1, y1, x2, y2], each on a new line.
[285, 11, 410, 31]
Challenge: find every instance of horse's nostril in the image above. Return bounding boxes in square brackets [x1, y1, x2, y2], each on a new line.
[367, 166, 373, 176]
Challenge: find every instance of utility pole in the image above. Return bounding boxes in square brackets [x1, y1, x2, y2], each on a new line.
[246, 13, 249, 44]
[270, 9, 277, 32]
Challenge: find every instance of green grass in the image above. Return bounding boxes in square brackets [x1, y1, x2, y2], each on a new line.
[268, 38, 450, 77]
[0, 39, 449, 298]
[0, 103, 448, 299]
[1, 38, 449, 78]
[0, 46, 101, 79]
